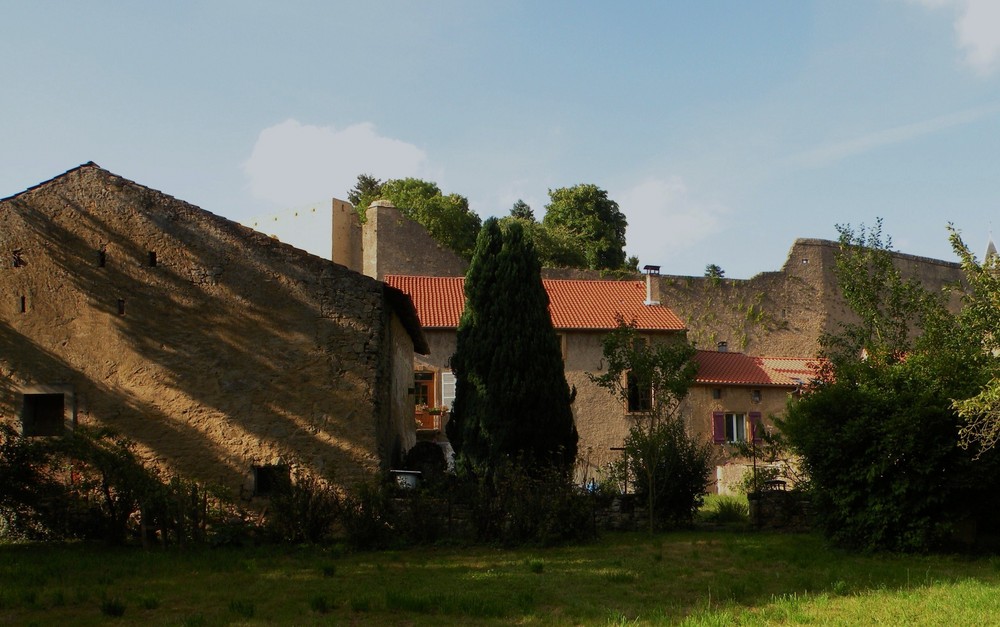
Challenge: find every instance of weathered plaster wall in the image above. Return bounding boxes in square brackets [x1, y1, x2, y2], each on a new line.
[0, 164, 414, 493]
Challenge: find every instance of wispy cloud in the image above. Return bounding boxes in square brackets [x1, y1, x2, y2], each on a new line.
[243, 119, 429, 207]
[783, 102, 1000, 169]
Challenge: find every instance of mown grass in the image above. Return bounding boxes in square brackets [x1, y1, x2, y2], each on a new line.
[1, 530, 999, 625]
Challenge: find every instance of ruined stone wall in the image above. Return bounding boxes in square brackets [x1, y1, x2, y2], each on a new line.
[0, 164, 413, 494]
[363, 203, 469, 280]
[659, 238, 965, 358]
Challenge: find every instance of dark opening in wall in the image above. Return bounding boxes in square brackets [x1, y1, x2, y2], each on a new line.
[117, 299, 126, 316]
[148, 251, 157, 267]
[252, 464, 290, 497]
[19, 296, 26, 313]
[12, 249, 24, 268]
[22, 393, 65, 437]
[98, 249, 107, 267]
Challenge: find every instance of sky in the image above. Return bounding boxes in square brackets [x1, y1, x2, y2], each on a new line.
[3, 0, 1000, 278]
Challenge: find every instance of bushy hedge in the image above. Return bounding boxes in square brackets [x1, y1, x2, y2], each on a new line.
[780, 358, 1000, 552]
[2, 427, 598, 550]
[604, 417, 712, 529]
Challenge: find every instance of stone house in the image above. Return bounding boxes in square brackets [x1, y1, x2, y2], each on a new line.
[383, 271, 690, 480]
[690, 349, 818, 493]
[385, 272, 818, 490]
[0, 163, 428, 497]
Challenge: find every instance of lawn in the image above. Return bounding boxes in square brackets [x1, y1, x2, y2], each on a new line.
[2, 529, 1000, 625]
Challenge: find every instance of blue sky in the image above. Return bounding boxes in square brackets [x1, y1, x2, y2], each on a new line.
[3, 1, 1000, 278]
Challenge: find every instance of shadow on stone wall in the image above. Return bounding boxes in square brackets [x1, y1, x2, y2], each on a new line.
[1, 166, 397, 495]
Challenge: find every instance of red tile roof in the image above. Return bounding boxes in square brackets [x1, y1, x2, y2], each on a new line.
[694, 351, 820, 387]
[384, 275, 686, 331]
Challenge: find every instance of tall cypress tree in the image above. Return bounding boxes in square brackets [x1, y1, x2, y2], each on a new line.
[447, 218, 578, 475]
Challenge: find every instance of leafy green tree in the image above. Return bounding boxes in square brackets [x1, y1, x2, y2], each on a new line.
[499, 216, 588, 269]
[704, 264, 725, 279]
[778, 221, 1000, 551]
[349, 175, 482, 259]
[947, 225, 1000, 452]
[347, 173, 383, 210]
[447, 218, 578, 475]
[588, 319, 708, 531]
[542, 184, 628, 270]
[510, 199, 534, 221]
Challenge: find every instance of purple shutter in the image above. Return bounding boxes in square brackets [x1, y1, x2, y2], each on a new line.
[712, 412, 725, 444]
[749, 412, 762, 442]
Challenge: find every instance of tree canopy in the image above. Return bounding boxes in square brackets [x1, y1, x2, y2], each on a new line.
[348, 175, 482, 259]
[446, 218, 578, 475]
[542, 184, 628, 271]
[509, 199, 534, 221]
[778, 221, 1000, 551]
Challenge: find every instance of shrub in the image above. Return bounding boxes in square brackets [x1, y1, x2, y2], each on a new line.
[606, 417, 712, 528]
[705, 496, 750, 524]
[466, 459, 596, 546]
[341, 481, 398, 550]
[265, 472, 341, 544]
[403, 441, 447, 489]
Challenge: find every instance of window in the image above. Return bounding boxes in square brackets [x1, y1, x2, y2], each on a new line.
[626, 372, 652, 413]
[22, 393, 66, 437]
[751, 389, 761, 403]
[712, 388, 722, 400]
[713, 411, 762, 444]
[414, 371, 434, 407]
[252, 464, 290, 497]
[723, 413, 746, 443]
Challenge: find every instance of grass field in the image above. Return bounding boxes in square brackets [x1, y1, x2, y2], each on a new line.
[2, 528, 1000, 625]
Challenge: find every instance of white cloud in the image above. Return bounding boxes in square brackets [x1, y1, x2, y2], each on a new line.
[907, 0, 1000, 75]
[243, 119, 429, 207]
[615, 177, 726, 267]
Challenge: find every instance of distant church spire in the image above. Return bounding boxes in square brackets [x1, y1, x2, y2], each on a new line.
[987, 225, 998, 262]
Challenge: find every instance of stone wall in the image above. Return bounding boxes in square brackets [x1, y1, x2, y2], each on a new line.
[0, 163, 419, 495]
[361, 202, 469, 280]
[661, 238, 966, 357]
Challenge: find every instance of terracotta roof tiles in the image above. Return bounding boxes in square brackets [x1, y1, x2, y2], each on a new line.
[384, 275, 686, 332]
[694, 350, 820, 387]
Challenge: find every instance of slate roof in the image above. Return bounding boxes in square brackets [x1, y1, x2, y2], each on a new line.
[384, 275, 686, 332]
[694, 350, 819, 387]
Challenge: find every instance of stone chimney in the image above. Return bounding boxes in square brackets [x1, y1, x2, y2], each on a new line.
[643, 265, 661, 306]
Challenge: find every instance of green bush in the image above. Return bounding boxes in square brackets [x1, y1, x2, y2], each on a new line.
[341, 481, 398, 550]
[605, 417, 712, 528]
[704, 495, 750, 524]
[466, 459, 596, 546]
[265, 473, 341, 544]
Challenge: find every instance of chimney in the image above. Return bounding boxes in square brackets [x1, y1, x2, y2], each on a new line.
[643, 265, 661, 306]
[717, 341, 728, 353]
